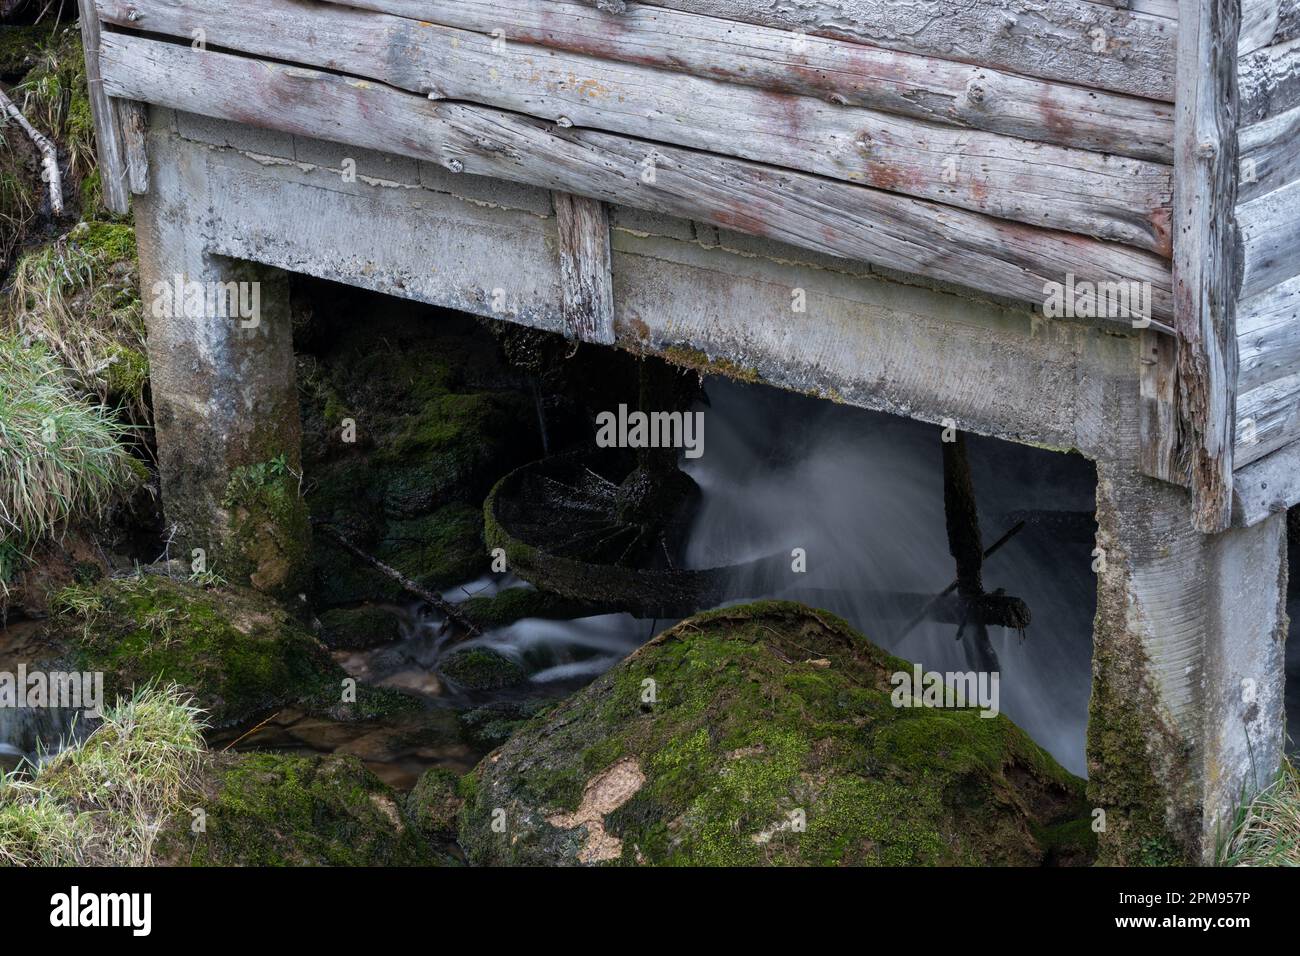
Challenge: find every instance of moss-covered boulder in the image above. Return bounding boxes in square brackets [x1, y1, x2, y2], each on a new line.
[161, 752, 450, 866]
[317, 605, 401, 650]
[406, 766, 465, 841]
[45, 575, 412, 728]
[440, 646, 526, 691]
[458, 602, 1093, 866]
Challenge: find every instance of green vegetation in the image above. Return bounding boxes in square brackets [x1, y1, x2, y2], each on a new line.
[459, 601, 1094, 866]
[221, 455, 312, 600]
[1222, 760, 1300, 866]
[0, 338, 138, 594]
[46, 573, 418, 728]
[4, 222, 148, 413]
[0, 685, 447, 867]
[166, 751, 448, 866]
[0, 685, 206, 866]
[14, 26, 96, 184]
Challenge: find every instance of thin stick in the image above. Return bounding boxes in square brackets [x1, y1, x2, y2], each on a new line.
[0, 88, 63, 216]
[222, 710, 281, 752]
[314, 521, 482, 636]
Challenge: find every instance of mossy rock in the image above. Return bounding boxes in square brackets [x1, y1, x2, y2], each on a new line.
[440, 647, 526, 691]
[458, 601, 1093, 866]
[160, 752, 450, 866]
[458, 699, 552, 750]
[46, 575, 410, 728]
[460, 587, 608, 631]
[222, 459, 312, 601]
[406, 767, 464, 841]
[317, 605, 401, 650]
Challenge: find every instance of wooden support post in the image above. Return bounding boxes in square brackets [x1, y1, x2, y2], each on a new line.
[553, 191, 616, 346]
[116, 99, 150, 195]
[1166, 0, 1242, 532]
[78, 0, 131, 214]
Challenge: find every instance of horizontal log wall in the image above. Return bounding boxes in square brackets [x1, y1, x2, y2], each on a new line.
[96, 35, 1174, 323]
[1234, 15, 1300, 472]
[98, 0, 1173, 254]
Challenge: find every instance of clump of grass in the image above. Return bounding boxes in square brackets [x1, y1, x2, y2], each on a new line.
[0, 684, 207, 866]
[1222, 760, 1300, 866]
[0, 786, 86, 866]
[3, 223, 147, 413]
[0, 337, 138, 588]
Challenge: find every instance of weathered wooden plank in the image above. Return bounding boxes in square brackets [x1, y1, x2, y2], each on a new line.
[1168, 0, 1241, 532]
[77, 0, 129, 213]
[99, 0, 1173, 253]
[1139, 328, 1181, 481]
[1232, 435, 1300, 526]
[322, 0, 1175, 162]
[96, 34, 1173, 324]
[1240, 36, 1300, 122]
[624, 0, 1177, 100]
[1235, 368, 1300, 465]
[1238, 177, 1300, 299]
[1238, 274, 1300, 391]
[115, 98, 149, 195]
[1242, 0, 1283, 54]
[553, 192, 616, 345]
[1238, 103, 1300, 200]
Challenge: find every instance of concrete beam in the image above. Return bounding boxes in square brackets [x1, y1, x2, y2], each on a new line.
[1089, 459, 1288, 864]
[147, 111, 1143, 462]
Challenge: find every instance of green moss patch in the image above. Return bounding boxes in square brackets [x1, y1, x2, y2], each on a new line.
[440, 646, 525, 691]
[161, 752, 449, 866]
[458, 601, 1091, 866]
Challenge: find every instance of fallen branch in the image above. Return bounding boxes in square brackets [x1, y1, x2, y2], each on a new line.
[314, 521, 482, 637]
[0, 87, 63, 216]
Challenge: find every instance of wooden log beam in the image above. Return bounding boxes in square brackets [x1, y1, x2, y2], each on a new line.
[1168, 0, 1242, 532]
[1238, 103, 1300, 201]
[1240, 36, 1300, 123]
[625, 0, 1177, 100]
[1238, 274, 1300, 392]
[553, 192, 616, 345]
[1242, 0, 1284, 54]
[1237, 177, 1300, 299]
[77, 0, 130, 214]
[1232, 435, 1300, 525]
[96, 0, 1174, 254]
[322, 0, 1175, 162]
[1235, 368, 1300, 465]
[96, 33, 1174, 324]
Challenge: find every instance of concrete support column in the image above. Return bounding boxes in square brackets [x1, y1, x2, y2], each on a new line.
[1089, 459, 1288, 864]
[133, 121, 308, 599]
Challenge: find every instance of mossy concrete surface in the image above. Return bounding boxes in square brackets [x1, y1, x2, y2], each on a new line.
[458, 601, 1094, 866]
[160, 751, 452, 866]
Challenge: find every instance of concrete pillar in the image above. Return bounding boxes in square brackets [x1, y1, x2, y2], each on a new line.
[133, 123, 308, 599]
[1089, 459, 1288, 864]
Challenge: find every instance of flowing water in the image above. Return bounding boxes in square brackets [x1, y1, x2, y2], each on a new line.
[310, 377, 1097, 779]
